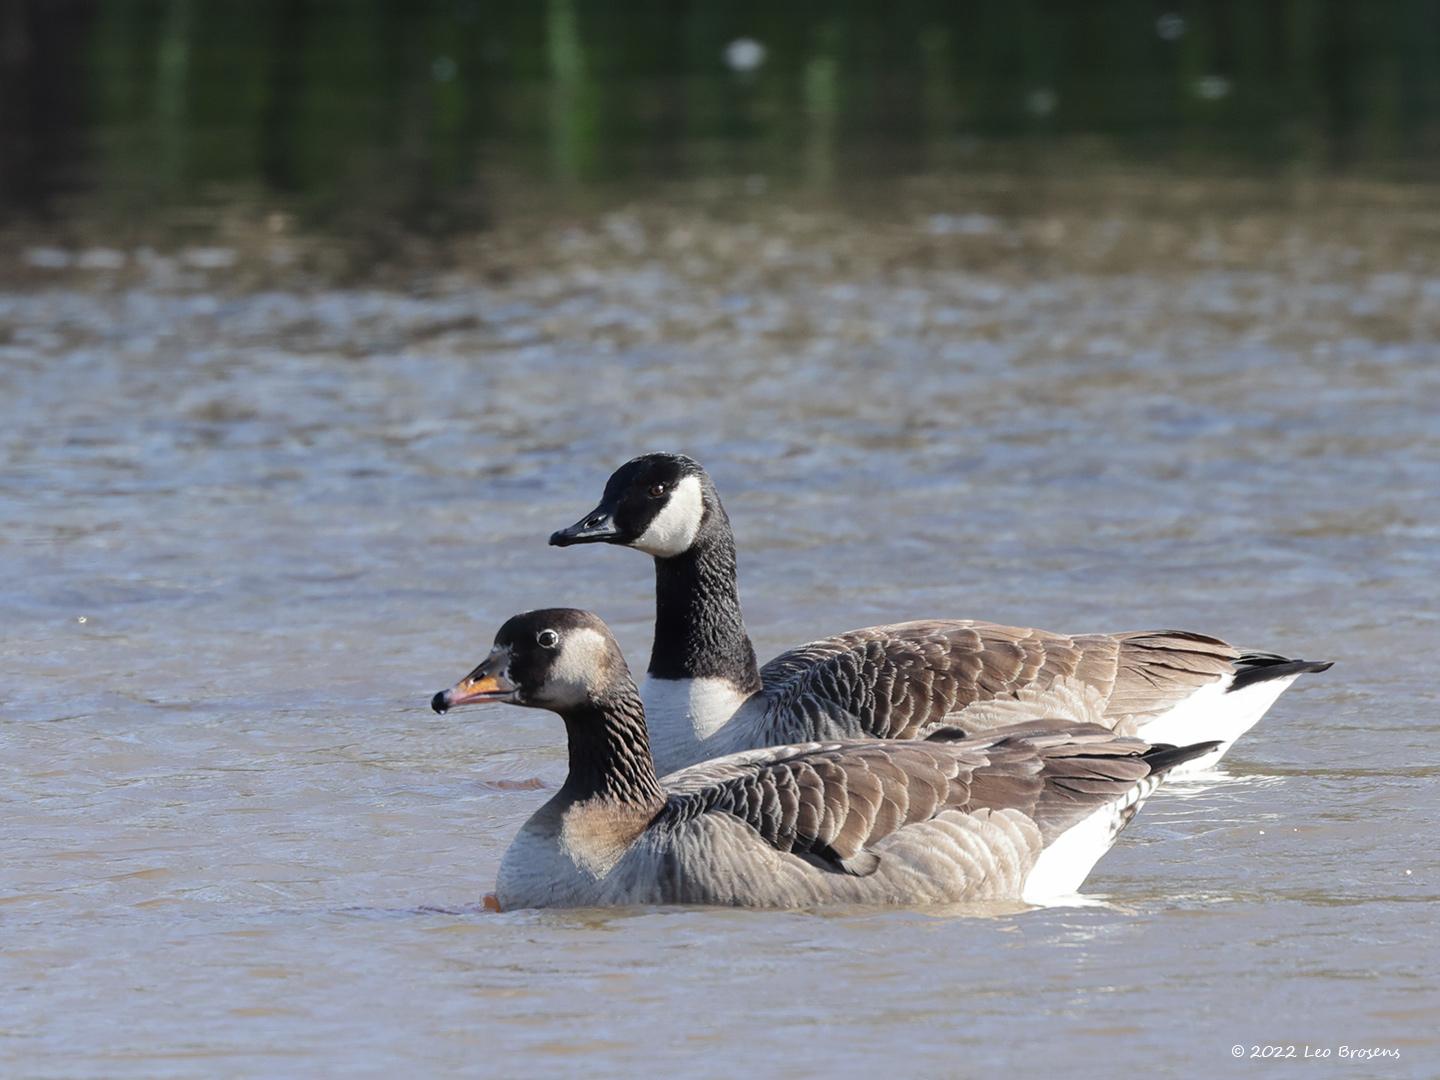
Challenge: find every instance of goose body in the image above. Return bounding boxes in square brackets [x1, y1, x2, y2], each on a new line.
[434, 609, 1219, 910]
[551, 454, 1331, 776]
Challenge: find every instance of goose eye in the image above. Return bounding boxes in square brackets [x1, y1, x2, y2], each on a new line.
[536, 629, 559, 649]
[648, 483, 667, 498]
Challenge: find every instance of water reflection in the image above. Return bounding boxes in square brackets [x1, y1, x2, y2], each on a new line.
[4, 0, 1440, 240]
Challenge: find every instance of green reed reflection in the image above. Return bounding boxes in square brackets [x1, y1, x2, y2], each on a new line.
[2, 0, 1438, 230]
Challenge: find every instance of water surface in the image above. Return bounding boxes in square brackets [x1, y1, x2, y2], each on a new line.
[4, 177, 1439, 1076]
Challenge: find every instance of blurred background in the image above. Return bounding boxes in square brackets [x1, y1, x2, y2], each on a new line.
[5, 0, 1440, 256]
[5, 3, 1439, 1077]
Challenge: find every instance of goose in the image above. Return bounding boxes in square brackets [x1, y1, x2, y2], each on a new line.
[549, 453, 1331, 776]
[431, 608, 1218, 910]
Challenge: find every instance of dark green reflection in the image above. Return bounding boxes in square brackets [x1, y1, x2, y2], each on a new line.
[2, 0, 1439, 232]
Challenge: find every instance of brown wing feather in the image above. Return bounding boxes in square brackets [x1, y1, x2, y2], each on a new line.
[660, 741, 974, 871]
[758, 620, 1241, 742]
[657, 727, 1210, 874]
[1102, 630, 1238, 721]
[964, 730, 1174, 841]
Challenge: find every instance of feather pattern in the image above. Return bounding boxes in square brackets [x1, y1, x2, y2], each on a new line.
[646, 608, 1324, 776]
[498, 720, 1218, 909]
[756, 621, 1239, 747]
[470, 609, 1230, 910]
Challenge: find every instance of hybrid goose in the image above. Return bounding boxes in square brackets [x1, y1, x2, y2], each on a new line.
[431, 608, 1217, 910]
[550, 453, 1331, 776]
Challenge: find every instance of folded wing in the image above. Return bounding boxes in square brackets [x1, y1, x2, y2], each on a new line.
[657, 726, 1214, 876]
[758, 620, 1239, 742]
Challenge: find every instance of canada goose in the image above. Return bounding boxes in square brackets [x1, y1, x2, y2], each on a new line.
[550, 453, 1331, 775]
[431, 608, 1218, 910]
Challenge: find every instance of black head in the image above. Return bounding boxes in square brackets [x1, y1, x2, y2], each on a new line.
[430, 608, 632, 715]
[549, 452, 712, 558]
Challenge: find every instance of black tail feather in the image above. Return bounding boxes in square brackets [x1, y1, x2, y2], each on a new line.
[1142, 740, 1222, 776]
[1230, 655, 1334, 693]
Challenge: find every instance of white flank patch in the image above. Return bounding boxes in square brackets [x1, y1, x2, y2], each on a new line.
[1021, 775, 1157, 903]
[1021, 803, 1125, 902]
[643, 675, 757, 775]
[632, 475, 705, 557]
[1136, 672, 1303, 774]
[545, 627, 613, 709]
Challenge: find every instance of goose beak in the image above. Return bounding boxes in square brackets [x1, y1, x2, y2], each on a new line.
[431, 670, 517, 713]
[550, 506, 620, 546]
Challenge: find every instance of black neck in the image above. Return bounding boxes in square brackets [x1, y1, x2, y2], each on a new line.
[558, 680, 666, 807]
[646, 502, 761, 691]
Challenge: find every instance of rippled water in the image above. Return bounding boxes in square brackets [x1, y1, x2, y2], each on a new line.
[4, 178, 1439, 1077]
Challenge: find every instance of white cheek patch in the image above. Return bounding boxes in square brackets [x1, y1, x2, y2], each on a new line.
[545, 627, 611, 709]
[632, 474, 704, 558]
